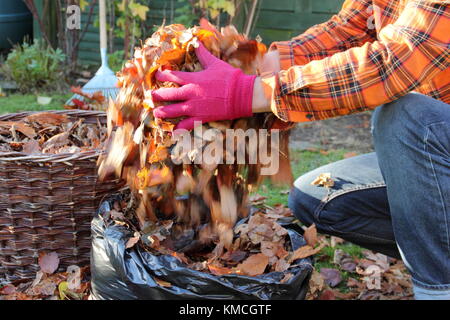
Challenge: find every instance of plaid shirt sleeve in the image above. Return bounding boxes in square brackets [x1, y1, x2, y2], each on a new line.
[262, 0, 450, 122]
[271, 0, 377, 70]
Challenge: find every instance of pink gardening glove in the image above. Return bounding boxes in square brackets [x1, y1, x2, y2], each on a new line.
[152, 43, 257, 131]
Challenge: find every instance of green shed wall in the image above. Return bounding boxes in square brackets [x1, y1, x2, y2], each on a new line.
[253, 0, 345, 44]
[34, 0, 345, 66]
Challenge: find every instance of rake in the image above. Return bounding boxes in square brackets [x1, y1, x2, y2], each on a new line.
[66, 0, 119, 108]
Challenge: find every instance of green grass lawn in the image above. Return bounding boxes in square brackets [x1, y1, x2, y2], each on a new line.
[0, 93, 71, 114]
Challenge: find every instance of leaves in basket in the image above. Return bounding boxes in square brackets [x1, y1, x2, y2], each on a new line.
[24, 112, 69, 126]
[0, 112, 107, 155]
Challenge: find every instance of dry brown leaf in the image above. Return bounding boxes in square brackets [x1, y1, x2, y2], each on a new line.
[330, 236, 345, 247]
[236, 253, 269, 276]
[24, 112, 69, 126]
[42, 132, 70, 152]
[208, 264, 235, 276]
[274, 258, 291, 272]
[126, 232, 141, 249]
[303, 224, 318, 247]
[344, 152, 358, 159]
[22, 140, 40, 154]
[261, 241, 280, 258]
[11, 122, 36, 139]
[289, 243, 326, 263]
[154, 277, 172, 287]
[309, 270, 325, 295]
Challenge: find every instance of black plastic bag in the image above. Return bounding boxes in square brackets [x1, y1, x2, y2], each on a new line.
[90, 198, 313, 300]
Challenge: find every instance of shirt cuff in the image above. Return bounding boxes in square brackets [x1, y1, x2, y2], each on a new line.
[270, 41, 311, 70]
[269, 41, 294, 71]
[260, 73, 305, 126]
[261, 72, 324, 124]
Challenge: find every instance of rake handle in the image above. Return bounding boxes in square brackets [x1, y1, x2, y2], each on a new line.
[99, 0, 107, 51]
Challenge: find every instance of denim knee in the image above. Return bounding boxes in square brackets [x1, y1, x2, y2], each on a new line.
[288, 187, 315, 227]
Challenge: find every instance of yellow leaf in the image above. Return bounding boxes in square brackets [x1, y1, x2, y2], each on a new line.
[58, 281, 69, 300]
[311, 173, 334, 188]
[130, 3, 149, 20]
[223, 2, 235, 17]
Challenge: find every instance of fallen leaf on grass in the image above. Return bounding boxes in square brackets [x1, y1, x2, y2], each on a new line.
[237, 253, 269, 276]
[320, 268, 342, 287]
[289, 243, 326, 263]
[318, 289, 336, 300]
[344, 152, 358, 159]
[330, 236, 344, 247]
[363, 251, 390, 272]
[347, 277, 362, 288]
[309, 270, 324, 295]
[303, 224, 318, 247]
[38, 252, 60, 274]
[249, 194, 267, 203]
[361, 265, 382, 290]
[333, 249, 357, 272]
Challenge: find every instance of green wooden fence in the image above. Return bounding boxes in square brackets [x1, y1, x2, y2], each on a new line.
[34, 0, 345, 66]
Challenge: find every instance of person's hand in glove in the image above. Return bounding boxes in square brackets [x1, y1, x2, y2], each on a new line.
[152, 43, 259, 131]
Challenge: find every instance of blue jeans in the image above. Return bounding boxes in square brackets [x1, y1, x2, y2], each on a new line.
[288, 93, 450, 300]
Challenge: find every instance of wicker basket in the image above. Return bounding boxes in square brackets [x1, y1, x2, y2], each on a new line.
[0, 110, 122, 283]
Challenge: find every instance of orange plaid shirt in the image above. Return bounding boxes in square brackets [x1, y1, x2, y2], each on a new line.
[262, 0, 450, 122]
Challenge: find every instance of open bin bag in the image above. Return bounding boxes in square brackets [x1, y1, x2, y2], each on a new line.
[90, 198, 313, 300]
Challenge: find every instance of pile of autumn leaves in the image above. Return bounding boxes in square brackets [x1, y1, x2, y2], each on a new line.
[0, 112, 107, 154]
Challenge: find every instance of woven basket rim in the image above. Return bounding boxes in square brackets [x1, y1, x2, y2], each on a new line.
[0, 110, 107, 163]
